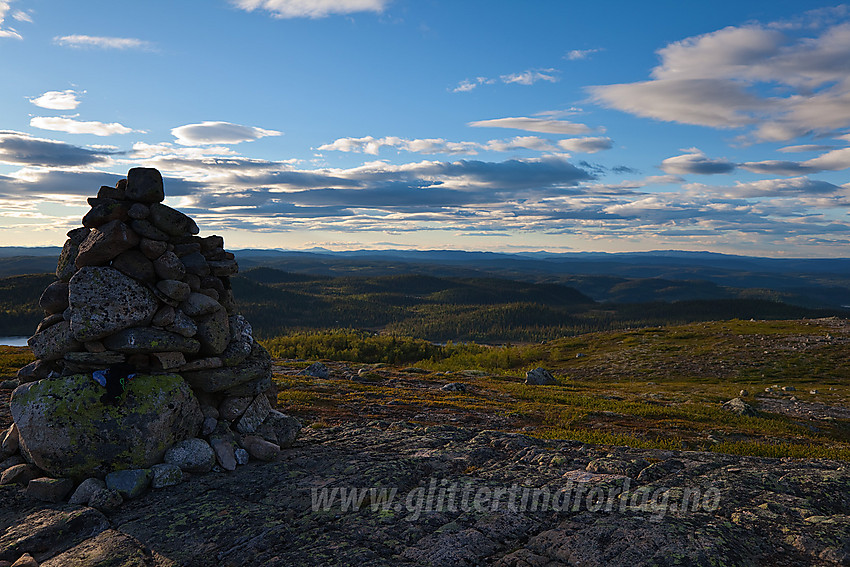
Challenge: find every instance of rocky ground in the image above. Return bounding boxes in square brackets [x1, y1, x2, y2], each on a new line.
[2, 414, 850, 566]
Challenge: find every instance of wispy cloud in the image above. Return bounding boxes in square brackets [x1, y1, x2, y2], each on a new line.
[468, 116, 593, 135]
[231, 0, 390, 19]
[171, 121, 282, 145]
[590, 15, 850, 142]
[30, 116, 143, 136]
[557, 137, 613, 153]
[565, 48, 600, 60]
[28, 90, 83, 110]
[0, 1, 23, 39]
[660, 149, 736, 175]
[54, 35, 154, 50]
[453, 68, 559, 92]
[0, 131, 114, 167]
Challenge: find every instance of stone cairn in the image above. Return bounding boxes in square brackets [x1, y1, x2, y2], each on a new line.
[0, 167, 300, 507]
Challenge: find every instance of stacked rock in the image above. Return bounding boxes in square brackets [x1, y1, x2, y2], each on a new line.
[2, 168, 299, 497]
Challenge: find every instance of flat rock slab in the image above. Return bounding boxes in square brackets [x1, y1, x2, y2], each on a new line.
[0, 506, 109, 563]
[40, 529, 177, 567]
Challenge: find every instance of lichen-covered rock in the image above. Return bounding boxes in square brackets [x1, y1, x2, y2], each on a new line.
[195, 308, 230, 356]
[10, 373, 202, 479]
[259, 410, 301, 448]
[182, 342, 271, 393]
[525, 367, 557, 385]
[105, 468, 152, 499]
[150, 463, 183, 488]
[27, 477, 74, 503]
[74, 220, 139, 268]
[102, 327, 200, 355]
[722, 397, 759, 416]
[27, 320, 80, 361]
[180, 292, 222, 317]
[153, 251, 185, 281]
[68, 477, 106, 505]
[68, 267, 158, 342]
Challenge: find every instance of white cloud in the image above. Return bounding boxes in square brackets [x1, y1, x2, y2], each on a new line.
[565, 48, 600, 60]
[318, 135, 561, 155]
[54, 35, 153, 50]
[591, 17, 850, 141]
[171, 121, 282, 145]
[29, 90, 82, 110]
[660, 149, 736, 175]
[557, 137, 613, 153]
[30, 116, 142, 136]
[231, 0, 390, 19]
[777, 144, 836, 153]
[0, 1, 22, 39]
[718, 177, 841, 198]
[740, 146, 850, 175]
[452, 77, 495, 93]
[500, 69, 559, 85]
[468, 117, 593, 135]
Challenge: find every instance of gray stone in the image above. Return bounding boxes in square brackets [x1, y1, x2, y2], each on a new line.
[164, 438, 215, 474]
[103, 327, 200, 355]
[179, 357, 222, 372]
[300, 361, 329, 379]
[56, 238, 81, 282]
[180, 292, 222, 317]
[240, 435, 280, 462]
[222, 373, 272, 398]
[16, 360, 56, 383]
[209, 437, 237, 471]
[525, 367, 557, 386]
[126, 167, 164, 203]
[234, 448, 249, 465]
[139, 237, 167, 259]
[166, 309, 198, 338]
[722, 397, 759, 417]
[182, 342, 271, 393]
[63, 351, 125, 365]
[111, 249, 156, 283]
[219, 396, 252, 421]
[97, 183, 126, 200]
[150, 463, 183, 488]
[148, 202, 198, 237]
[157, 279, 191, 302]
[2, 423, 19, 455]
[0, 464, 42, 485]
[153, 251, 185, 280]
[130, 219, 169, 241]
[0, 455, 25, 471]
[68, 477, 106, 505]
[208, 259, 238, 277]
[68, 266, 158, 342]
[127, 202, 149, 219]
[173, 242, 201, 256]
[39, 281, 69, 314]
[35, 313, 64, 334]
[27, 477, 74, 502]
[202, 416, 218, 436]
[441, 382, 467, 392]
[235, 394, 272, 435]
[28, 320, 80, 361]
[195, 308, 230, 355]
[82, 199, 128, 229]
[10, 373, 202, 479]
[180, 251, 210, 276]
[89, 488, 123, 512]
[84, 340, 107, 353]
[75, 220, 139, 267]
[105, 468, 152, 499]
[259, 410, 301, 448]
[149, 351, 186, 372]
[151, 305, 176, 327]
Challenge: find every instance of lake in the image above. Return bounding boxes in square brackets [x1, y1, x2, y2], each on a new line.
[0, 337, 28, 347]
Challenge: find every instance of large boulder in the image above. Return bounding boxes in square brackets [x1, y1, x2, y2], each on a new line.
[68, 266, 159, 342]
[10, 373, 203, 480]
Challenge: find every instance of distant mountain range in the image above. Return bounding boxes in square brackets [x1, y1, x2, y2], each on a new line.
[2, 247, 849, 309]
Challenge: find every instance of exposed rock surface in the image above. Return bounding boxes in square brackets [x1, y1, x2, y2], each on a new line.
[1, 422, 848, 566]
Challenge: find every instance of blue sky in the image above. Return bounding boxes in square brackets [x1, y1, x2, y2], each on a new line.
[2, 1, 850, 256]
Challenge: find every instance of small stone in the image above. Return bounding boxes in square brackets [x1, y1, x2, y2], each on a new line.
[27, 477, 74, 502]
[56, 239, 81, 282]
[130, 219, 169, 241]
[151, 305, 176, 327]
[10, 553, 38, 567]
[103, 327, 200, 355]
[105, 468, 152, 499]
[128, 203, 149, 219]
[16, 360, 56, 383]
[810, 389, 819, 394]
[89, 488, 123, 512]
[82, 199, 128, 229]
[441, 382, 466, 392]
[164, 438, 215, 474]
[180, 252, 210, 276]
[28, 320, 80, 361]
[139, 238, 167, 260]
[84, 341, 107, 353]
[261, 410, 301, 448]
[199, 288, 219, 301]
[166, 310, 198, 338]
[39, 281, 69, 314]
[195, 308, 230, 355]
[209, 437, 237, 471]
[75, 220, 139, 268]
[2, 424, 19, 455]
[235, 394, 272, 435]
[153, 251, 186, 281]
[35, 313, 65, 334]
[201, 417, 218, 436]
[111, 249, 156, 283]
[525, 367, 557, 385]
[782, 386, 796, 392]
[68, 478, 106, 505]
[149, 352, 186, 372]
[208, 259, 238, 277]
[240, 435, 280, 462]
[200, 404, 219, 420]
[180, 292, 222, 317]
[234, 448, 249, 465]
[97, 183, 125, 200]
[126, 167, 164, 203]
[149, 203, 198, 237]
[185, 273, 201, 291]
[300, 362, 329, 379]
[157, 279, 191, 302]
[173, 242, 201, 256]
[179, 357, 222, 372]
[150, 463, 183, 488]
[219, 396, 252, 421]
[0, 464, 43, 486]
[739, 389, 749, 397]
[722, 397, 759, 417]
[0, 455, 24, 471]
